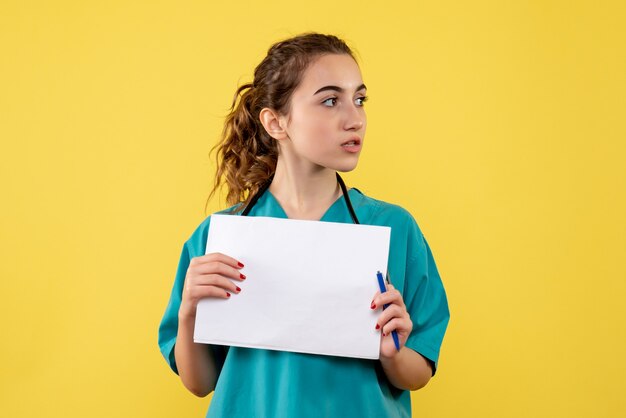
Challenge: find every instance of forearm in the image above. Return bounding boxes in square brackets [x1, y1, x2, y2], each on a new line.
[174, 315, 217, 397]
[379, 347, 432, 391]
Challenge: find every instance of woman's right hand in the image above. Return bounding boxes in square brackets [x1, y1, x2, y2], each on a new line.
[178, 252, 246, 321]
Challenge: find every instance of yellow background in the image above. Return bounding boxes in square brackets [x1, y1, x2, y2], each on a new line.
[1, 1, 625, 417]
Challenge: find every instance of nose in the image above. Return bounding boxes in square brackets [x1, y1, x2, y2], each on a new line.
[344, 102, 366, 131]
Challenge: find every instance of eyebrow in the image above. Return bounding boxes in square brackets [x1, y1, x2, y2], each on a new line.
[313, 84, 367, 95]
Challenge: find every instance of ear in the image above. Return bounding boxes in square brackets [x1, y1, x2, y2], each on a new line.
[259, 107, 289, 141]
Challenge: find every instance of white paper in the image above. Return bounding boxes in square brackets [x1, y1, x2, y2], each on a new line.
[193, 214, 391, 359]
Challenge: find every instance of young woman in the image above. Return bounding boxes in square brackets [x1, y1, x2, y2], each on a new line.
[158, 33, 450, 418]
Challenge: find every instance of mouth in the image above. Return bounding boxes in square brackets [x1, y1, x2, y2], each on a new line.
[341, 137, 362, 153]
[341, 137, 361, 147]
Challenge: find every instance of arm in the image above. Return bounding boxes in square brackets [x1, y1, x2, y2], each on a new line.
[372, 283, 433, 391]
[174, 253, 245, 397]
[379, 346, 432, 391]
[175, 314, 217, 397]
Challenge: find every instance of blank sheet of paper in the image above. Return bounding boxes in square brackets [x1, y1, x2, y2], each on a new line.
[193, 214, 391, 359]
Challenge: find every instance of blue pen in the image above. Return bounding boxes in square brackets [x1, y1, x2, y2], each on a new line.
[376, 271, 400, 351]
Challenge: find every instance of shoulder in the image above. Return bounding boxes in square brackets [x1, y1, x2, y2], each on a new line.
[353, 188, 424, 237]
[182, 203, 243, 258]
[352, 188, 429, 262]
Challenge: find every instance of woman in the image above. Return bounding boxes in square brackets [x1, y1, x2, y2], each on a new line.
[159, 32, 449, 418]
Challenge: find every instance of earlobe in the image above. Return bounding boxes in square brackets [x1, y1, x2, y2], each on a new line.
[259, 108, 288, 141]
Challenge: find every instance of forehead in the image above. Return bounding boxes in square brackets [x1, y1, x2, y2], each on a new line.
[296, 54, 363, 93]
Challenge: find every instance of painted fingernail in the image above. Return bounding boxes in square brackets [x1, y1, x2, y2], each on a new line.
[236, 286, 241, 292]
[240, 273, 246, 280]
[382, 332, 387, 336]
[237, 262, 244, 268]
[371, 302, 376, 309]
[375, 324, 380, 330]
[226, 293, 231, 298]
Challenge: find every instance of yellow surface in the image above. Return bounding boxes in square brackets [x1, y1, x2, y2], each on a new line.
[1, 1, 625, 417]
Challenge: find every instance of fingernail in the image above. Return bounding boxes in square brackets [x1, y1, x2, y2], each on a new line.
[371, 302, 376, 310]
[236, 286, 241, 292]
[382, 332, 386, 337]
[240, 273, 246, 280]
[375, 324, 380, 330]
[237, 262, 244, 268]
[226, 293, 231, 298]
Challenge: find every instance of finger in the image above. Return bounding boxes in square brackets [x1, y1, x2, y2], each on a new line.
[186, 274, 242, 295]
[186, 282, 234, 300]
[189, 273, 242, 289]
[190, 261, 247, 281]
[381, 317, 412, 336]
[373, 288, 405, 309]
[370, 290, 381, 309]
[191, 252, 245, 269]
[375, 304, 405, 329]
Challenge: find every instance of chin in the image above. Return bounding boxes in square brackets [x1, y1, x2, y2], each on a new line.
[332, 158, 360, 173]
[314, 154, 361, 173]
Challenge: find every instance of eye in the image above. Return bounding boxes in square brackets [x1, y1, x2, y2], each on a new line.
[355, 96, 369, 106]
[322, 97, 337, 107]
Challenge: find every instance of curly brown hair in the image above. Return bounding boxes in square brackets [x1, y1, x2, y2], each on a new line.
[206, 33, 357, 213]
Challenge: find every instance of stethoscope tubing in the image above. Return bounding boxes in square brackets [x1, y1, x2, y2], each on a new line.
[241, 172, 360, 224]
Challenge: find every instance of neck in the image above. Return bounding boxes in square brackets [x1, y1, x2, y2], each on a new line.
[269, 158, 342, 220]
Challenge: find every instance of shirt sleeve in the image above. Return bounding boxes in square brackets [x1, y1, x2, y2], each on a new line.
[157, 241, 190, 375]
[157, 220, 227, 377]
[401, 219, 450, 376]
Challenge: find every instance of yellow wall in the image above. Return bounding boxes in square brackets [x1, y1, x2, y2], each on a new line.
[1, 1, 624, 417]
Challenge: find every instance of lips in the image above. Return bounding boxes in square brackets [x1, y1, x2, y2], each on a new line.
[341, 136, 362, 153]
[341, 137, 361, 146]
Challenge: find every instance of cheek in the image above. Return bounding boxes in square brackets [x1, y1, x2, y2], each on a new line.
[310, 120, 334, 141]
[314, 110, 339, 135]
[295, 109, 335, 143]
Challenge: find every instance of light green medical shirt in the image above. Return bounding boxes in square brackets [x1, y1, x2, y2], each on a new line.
[158, 188, 450, 418]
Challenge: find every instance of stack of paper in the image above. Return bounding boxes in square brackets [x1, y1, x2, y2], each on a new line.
[193, 214, 391, 360]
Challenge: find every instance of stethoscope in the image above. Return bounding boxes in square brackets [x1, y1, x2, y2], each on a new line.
[240, 172, 360, 225]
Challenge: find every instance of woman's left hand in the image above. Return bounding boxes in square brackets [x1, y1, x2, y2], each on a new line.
[371, 283, 413, 359]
